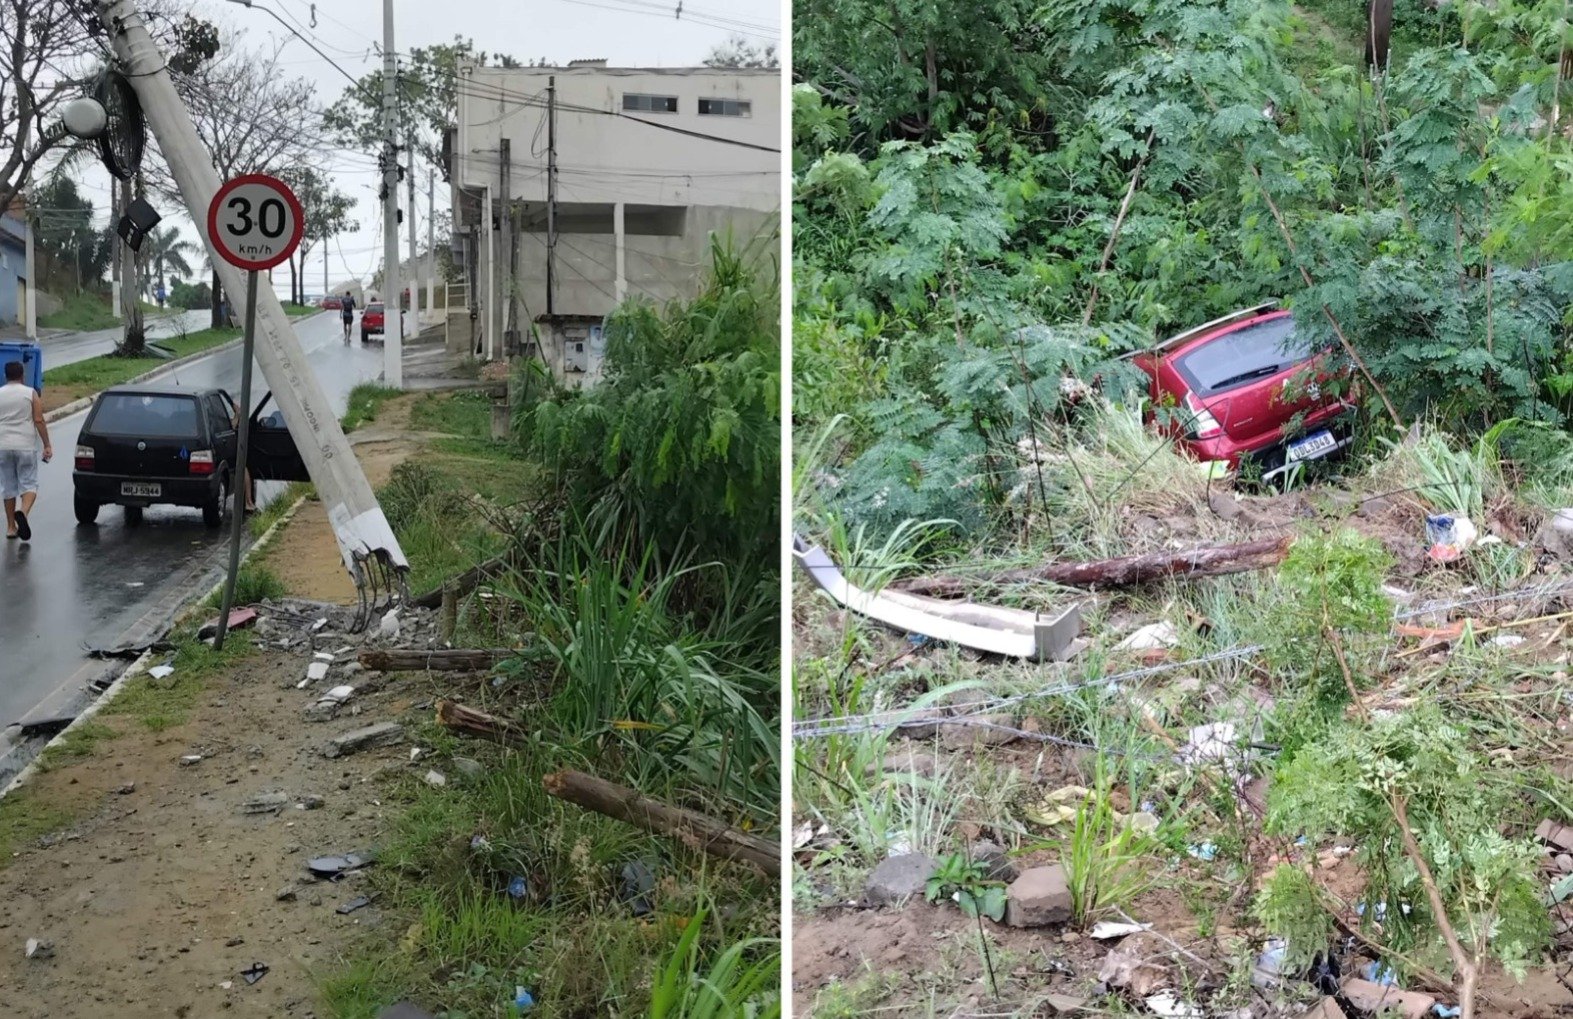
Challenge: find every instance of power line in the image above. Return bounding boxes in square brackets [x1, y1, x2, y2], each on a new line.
[550, 0, 778, 38]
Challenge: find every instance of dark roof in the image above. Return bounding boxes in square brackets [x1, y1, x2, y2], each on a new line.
[101, 384, 217, 398]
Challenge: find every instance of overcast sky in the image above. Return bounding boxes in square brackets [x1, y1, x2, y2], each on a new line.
[63, 0, 780, 302]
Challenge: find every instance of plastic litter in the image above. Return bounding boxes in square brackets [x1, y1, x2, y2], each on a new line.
[148, 664, 175, 680]
[1426, 514, 1478, 563]
[1186, 842, 1218, 862]
[1089, 921, 1150, 940]
[423, 769, 446, 788]
[513, 986, 535, 1012]
[620, 860, 657, 917]
[24, 937, 53, 960]
[1433, 1006, 1461, 1018]
[306, 661, 330, 682]
[1144, 992, 1203, 1017]
[308, 850, 376, 878]
[470, 835, 491, 852]
[1117, 621, 1179, 651]
[1177, 722, 1239, 768]
[507, 875, 529, 901]
[241, 962, 269, 985]
[1363, 961, 1398, 986]
[1252, 938, 1286, 989]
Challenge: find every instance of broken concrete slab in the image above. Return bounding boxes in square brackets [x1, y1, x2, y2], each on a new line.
[864, 853, 936, 906]
[321, 722, 405, 759]
[240, 792, 291, 815]
[1004, 863, 1071, 927]
[1339, 978, 1436, 1019]
[1297, 1000, 1346, 1019]
[1538, 819, 1573, 854]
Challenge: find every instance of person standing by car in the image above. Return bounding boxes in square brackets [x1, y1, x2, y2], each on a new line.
[340, 290, 356, 343]
[0, 361, 51, 541]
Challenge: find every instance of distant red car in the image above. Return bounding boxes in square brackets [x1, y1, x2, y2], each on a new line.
[360, 303, 404, 344]
[321, 295, 343, 310]
[1132, 303, 1357, 482]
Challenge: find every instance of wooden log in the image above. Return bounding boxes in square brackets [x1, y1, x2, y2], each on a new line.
[410, 553, 513, 608]
[359, 648, 512, 672]
[894, 536, 1293, 597]
[543, 769, 779, 877]
[435, 698, 530, 745]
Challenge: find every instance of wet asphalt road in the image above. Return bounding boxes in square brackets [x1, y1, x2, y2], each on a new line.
[0, 311, 380, 726]
[40, 309, 212, 369]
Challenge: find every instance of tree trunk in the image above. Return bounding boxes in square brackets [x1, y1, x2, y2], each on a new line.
[434, 698, 530, 744]
[288, 256, 297, 306]
[893, 536, 1294, 596]
[362, 649, 514, 672]
[543, 769, 780, 877]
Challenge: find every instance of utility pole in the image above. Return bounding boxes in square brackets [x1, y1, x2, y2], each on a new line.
[381, 0, 403, 387]
[426, 168, 435, 320]
[498, 137, 510, 360]
[323, 246, 328, 297]
[98, 0, 408, 585]
[546, 76, 557, 317]
[111, 178, 122, 321]
[405, 124, 417, 329]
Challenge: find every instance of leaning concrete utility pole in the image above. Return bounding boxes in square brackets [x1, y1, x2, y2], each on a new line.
[97, 0, 409, 591]
[381, 0, 403, 386]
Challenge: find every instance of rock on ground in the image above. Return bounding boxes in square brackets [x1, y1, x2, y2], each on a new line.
[864, 854, 936, 907]
[1004, 864, 1071, 927]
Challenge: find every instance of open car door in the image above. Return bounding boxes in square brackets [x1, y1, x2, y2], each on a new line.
[248, 390, 312, 482]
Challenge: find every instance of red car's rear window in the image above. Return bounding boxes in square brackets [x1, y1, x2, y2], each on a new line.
[1174, 317, 1315, 396]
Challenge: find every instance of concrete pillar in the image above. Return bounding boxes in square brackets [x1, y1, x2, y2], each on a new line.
[614, 201, 627, 303]
[23, 217, 35, 339]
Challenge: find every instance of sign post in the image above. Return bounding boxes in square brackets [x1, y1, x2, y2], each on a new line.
[207, 173, 304, 649]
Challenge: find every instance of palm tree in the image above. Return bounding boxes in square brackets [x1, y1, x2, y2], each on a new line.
[146, 226, 197, 297]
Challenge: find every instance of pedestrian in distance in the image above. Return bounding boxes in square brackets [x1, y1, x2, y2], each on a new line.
[0, 361, 52, 542]
[340, 290, 356, 343]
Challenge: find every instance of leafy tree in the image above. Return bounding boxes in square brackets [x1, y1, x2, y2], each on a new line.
[704, 37, 779, 69]
[144, 225, 196, 294]
[29, 176, 111, 293]
[168, 277, 211, 310]
[278, 167, 357, 305]
[322, 37, 517, 171]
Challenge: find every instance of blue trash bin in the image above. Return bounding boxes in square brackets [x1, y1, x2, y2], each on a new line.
[0, 342, 42, 394]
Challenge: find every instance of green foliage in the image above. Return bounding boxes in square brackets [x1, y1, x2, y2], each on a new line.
[1057, 786, 1158, 926]
[520, 240, 778, 580]
[168, 278, 212, 311]
[1253, 865, 1337, 974]
[1266, 706, 1550, 979]
[1276, 530, 1393, 638]
[31, 177, 112, 293]
[649, 911, 781, 1019]
[925, 851, 1007, 921]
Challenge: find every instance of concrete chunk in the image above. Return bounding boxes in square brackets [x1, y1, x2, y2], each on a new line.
[321, 721, 405, 758]
[1298, 1000, 1346, 1019]
[1340, 978, 1435, 1019]
[1005, 863, 1071, 927]
[864, 853, 936, 906]
[1036, 603, 1083, 662]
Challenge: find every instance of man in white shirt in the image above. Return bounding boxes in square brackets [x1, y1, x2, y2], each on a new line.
[0, 360, 52, 541]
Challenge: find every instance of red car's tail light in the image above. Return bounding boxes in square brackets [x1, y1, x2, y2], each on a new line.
[1185, 396, 1223, 439]
[74, 445, 94, 470]
[190, 449, 216, 475]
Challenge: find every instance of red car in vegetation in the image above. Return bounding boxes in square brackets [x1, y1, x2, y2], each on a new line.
[1131, 303, 1356, 482]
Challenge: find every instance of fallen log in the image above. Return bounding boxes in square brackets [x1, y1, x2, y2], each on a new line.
[410, 552, 515, 608]
[434, 698, 530, 745]
[360, 649, 513, 672]
[543, 769, 779, 877]
[894, 536, 1293, 597]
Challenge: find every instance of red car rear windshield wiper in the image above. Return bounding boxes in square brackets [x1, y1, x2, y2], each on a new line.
[1209, 364, 1281, 389]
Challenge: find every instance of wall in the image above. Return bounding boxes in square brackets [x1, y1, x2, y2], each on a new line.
[0, 229, 24, 327]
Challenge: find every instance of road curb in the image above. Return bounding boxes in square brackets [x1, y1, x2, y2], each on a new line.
[42, 311, 326, 424]
[0, 489, 312, 804]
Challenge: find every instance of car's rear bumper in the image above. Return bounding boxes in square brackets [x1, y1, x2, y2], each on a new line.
[73, 472, 221, 507]
[1183, 403, 1357, 474]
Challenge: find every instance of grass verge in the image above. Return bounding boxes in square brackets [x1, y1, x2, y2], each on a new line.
[341, 383, 404, 432]
[103, 630, 257, 733]
[42, 325, 242, 413]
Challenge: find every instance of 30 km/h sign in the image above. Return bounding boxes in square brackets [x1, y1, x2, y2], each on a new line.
[207, 173, 303, 271]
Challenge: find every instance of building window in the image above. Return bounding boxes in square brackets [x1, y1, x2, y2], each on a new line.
[697, 98, 751, 117]
[622, 93, 678, 113]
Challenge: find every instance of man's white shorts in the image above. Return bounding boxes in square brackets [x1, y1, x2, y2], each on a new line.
[0, 449, 39, 500]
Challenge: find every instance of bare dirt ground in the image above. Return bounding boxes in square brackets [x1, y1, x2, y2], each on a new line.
[0, 395, 438, 1018]
[0, 639, 436, 1019]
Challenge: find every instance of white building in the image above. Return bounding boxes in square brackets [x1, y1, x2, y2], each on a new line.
[447, 61, 780, 383]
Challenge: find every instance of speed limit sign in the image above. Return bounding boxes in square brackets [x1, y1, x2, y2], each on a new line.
[207, 173, 304, 271]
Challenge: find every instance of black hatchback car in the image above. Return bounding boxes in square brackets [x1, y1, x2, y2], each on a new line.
[73, 384, 310, 527]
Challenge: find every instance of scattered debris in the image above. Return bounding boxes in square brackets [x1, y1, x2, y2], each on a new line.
[148, 664, 175, 681]
[1252, 938, 1286, 989]
[1536, 819, 1573, 854]
[24, 938, 53, 960]
[436, 699, 529, 745]
[240, 962, 269, 985]
[179, 754, 203, 767]
[514, 986, 535, 1012]
[619, 860, 656, 915]
[1146, 992, 1204, 1018]
[864, 854, 936, 906]
[306, 661, 330, 682]
[1340, 977, 1436, 1019]
[378, 609, 400, 640]
[275, 886, 297, 902]
[375, 1004, 437, 1019]
[360, 648, 514, 672]
[1118, 621, 1179, 652]
[423, 769, 447, 788]
[452, 756, 484, 779]
[198, 607, 258, 640]
[1004, 864, 1071, 927]
[507, 875, 530, 901]
[970, 839, 1018, 883]
[240, 792, 291, 815]
[307, 850, 376, 879]
[1090, 920, 1151, 940]
[336, 896, 372, 915]
[1298, 1001, 1347, 1019]
[1098, 932, 1174, 996]
[299, 794, 326, 810]
[321, 722, 405, 758]
[1425, 514, 1478, 563]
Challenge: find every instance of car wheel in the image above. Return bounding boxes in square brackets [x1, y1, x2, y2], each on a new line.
[202, 476, 226, 529]
[74, 493, 99, 525]
[124, 505, 143, 526]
